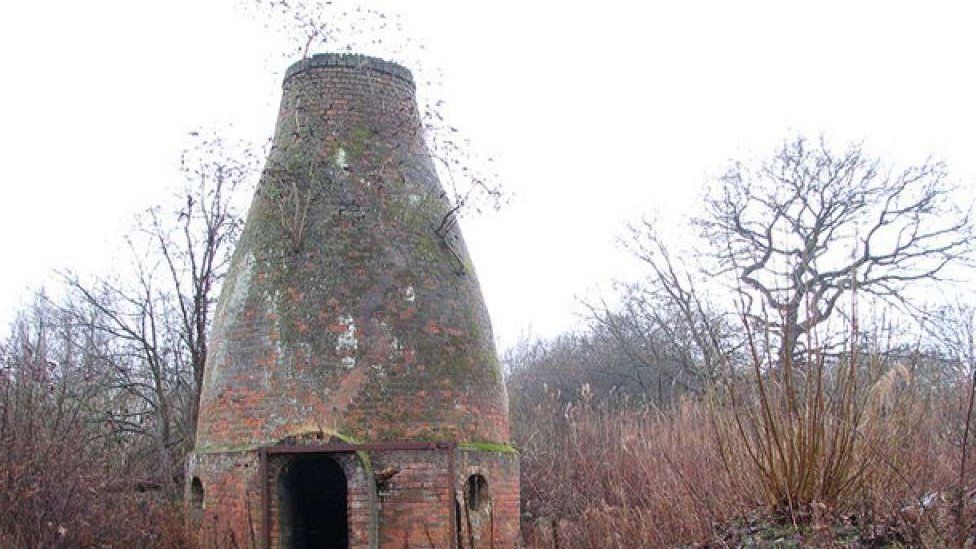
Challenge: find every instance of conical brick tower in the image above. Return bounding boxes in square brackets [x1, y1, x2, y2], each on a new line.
[188, 53, 519, 549]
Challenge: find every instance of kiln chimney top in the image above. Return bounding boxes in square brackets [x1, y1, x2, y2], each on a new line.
[283, 52, 414, 87]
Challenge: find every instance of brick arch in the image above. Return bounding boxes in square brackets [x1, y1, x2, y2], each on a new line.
[265, 449, 376, 549]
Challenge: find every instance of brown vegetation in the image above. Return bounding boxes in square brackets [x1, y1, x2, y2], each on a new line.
[3, 131, 975, 548]
[511, 361, 972, 547]
[0, 298, 189, 548]
[510, 138, 976, 547]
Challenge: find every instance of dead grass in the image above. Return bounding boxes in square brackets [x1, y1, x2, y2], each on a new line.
[516, 369, 973, 548]
[517, 391, 751, 548]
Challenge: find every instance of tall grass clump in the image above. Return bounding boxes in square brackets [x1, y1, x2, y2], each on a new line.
[708, 282, 976, 543]
[709, 308, 877, 520]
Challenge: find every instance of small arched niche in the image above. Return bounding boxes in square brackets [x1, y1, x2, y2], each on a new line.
[190, 477, 205, 509]
[189, 477, 205, 528]
[466, 474, 489, 512]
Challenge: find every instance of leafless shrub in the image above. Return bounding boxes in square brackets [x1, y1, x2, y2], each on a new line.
[0, 297, 190, 548]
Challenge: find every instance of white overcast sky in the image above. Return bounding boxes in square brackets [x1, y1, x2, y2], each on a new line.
[1, 1, 975, 348]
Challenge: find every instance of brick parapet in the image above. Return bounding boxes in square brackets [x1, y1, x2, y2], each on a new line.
[284, 53, 414, 88]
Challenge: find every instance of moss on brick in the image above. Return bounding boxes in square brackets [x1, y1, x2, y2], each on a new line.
[458, 441, 518, 454]
[197, 52, 512, 455]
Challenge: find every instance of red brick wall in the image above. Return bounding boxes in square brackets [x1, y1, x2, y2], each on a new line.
[188, 447, 519, 548]
[187, 451, 262, 547]
[455, 450, 521, 549]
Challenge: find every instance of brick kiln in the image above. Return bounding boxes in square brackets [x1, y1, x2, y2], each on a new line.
[188, 53, 519, 548]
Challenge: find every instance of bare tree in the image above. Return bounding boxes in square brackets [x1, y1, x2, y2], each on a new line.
[59, 132, 256, 493]
[0, 295, 190, 546]
[584, 292, 720, 404]
[150, 132, 257, 440]
[63, 252, 187, 498]
[697, 136, 973, 364]
[507, 279, 731, 409]
[569, 219, 737, 406]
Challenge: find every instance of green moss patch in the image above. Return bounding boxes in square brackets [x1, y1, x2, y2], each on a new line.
[458, 441, 518, 454]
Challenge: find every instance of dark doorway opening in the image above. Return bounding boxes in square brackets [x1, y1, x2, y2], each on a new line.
[279, 455, 349, 549]
[189, 477, 205, 529]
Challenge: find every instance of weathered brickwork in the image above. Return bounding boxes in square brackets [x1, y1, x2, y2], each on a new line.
[455, 450, 521, 548]
[188, 445, 519, 548]
[188, 53, 519, 548]
[186, 451, 262, 547]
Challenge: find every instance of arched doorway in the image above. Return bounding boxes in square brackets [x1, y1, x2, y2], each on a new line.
[279, 455, 349, 549]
